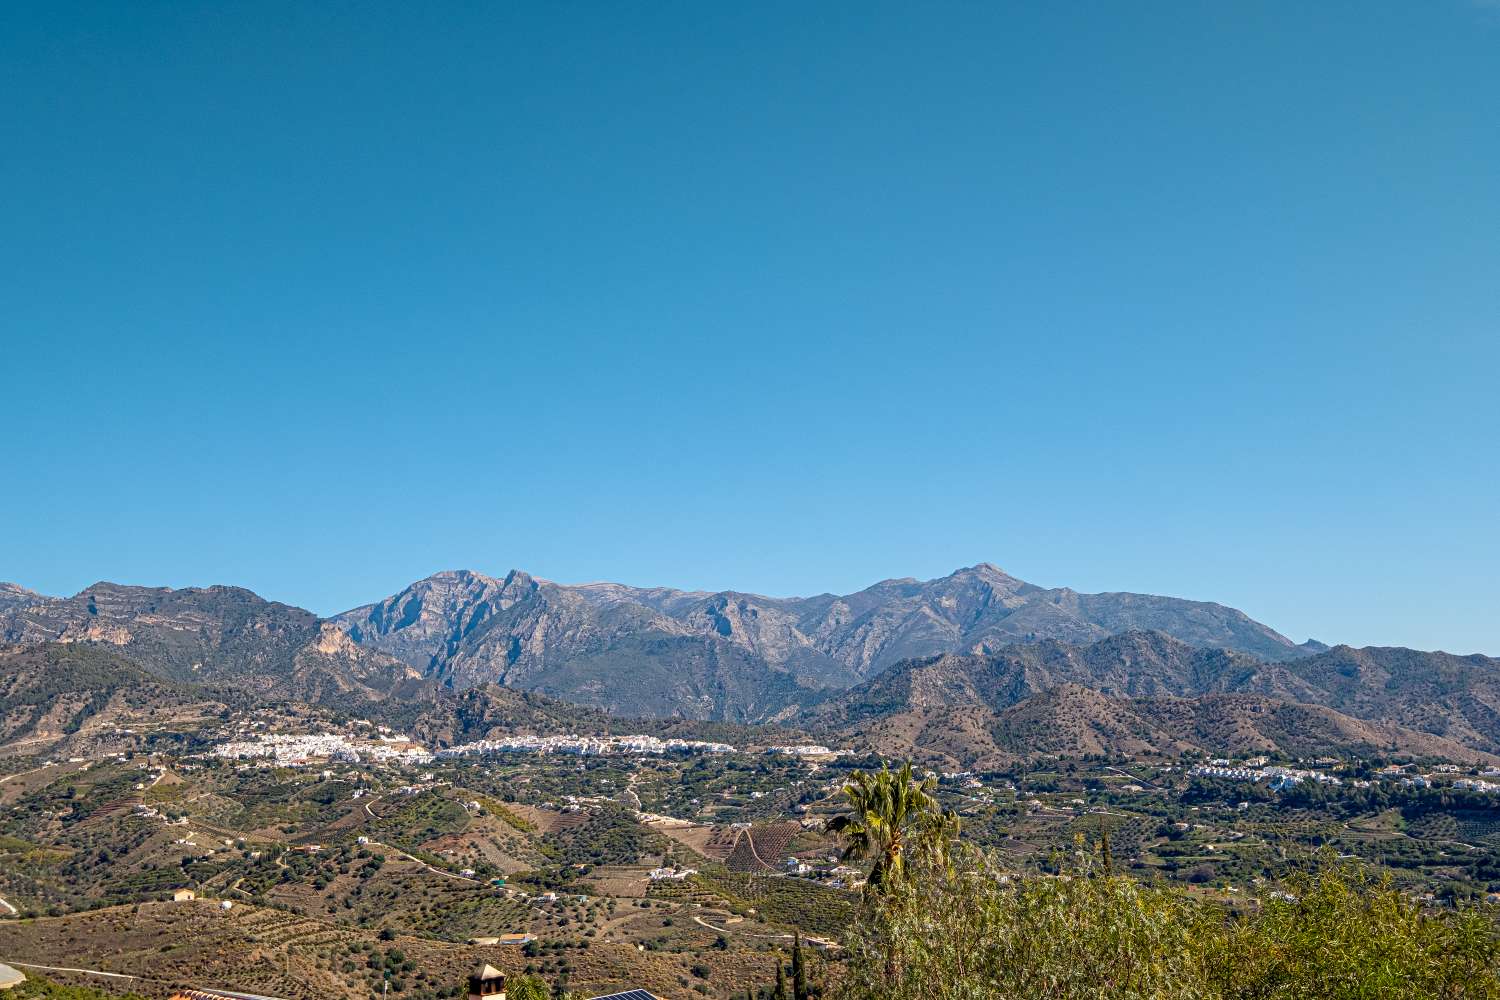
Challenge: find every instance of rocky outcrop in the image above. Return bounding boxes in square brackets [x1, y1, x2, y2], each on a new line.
[0, 584, 418, 708]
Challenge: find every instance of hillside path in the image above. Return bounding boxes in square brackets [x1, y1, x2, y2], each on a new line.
[1, 959, 138, 981]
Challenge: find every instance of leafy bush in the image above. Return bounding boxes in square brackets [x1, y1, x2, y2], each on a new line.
[1208, 865, 1500, 999]
[838, 848, 1500, 1000]
[11, 976, 150, 1000]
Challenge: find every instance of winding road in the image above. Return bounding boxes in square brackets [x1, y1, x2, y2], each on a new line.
[359, 796, 482, 884]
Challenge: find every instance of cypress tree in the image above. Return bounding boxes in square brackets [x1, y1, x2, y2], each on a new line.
[792, 934, 808, 1000]
[772, 961, 787, 1000]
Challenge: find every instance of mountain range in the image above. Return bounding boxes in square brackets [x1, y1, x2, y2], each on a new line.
[816, 630, 1500, 765]
[3, 564, 1498, 765]
[326, 563, 1326, 718]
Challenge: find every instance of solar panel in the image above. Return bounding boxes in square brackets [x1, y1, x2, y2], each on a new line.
[585, 990, 660, 1000]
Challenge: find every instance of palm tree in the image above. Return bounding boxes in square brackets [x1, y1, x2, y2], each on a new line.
[827, 762, 953, 890]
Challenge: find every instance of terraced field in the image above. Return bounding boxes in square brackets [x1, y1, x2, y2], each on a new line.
[723, 823, 802, 874]
[0, 898, 783, 1000]
[651, 870, 855, 937]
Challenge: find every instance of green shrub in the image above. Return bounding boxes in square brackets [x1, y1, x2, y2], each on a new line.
[838, 849, 1500, 1000]
[1208, 864, 1500, 999]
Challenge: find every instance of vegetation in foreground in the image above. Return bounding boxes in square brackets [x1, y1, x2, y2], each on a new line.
[831, 765, 1500, 1000]
[7, 976, 149, 1000]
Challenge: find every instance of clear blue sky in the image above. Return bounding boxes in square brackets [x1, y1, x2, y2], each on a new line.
[3, 2, 1496, 653]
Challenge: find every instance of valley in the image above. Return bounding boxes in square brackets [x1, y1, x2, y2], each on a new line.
[6, 688, 1500, 1000]
[4, 568, 1500, 999]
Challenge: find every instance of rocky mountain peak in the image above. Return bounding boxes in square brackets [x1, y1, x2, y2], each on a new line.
[0, 582, 47, 616]
[3, 561, 1337, 724]
[954, 562, 1019, 582]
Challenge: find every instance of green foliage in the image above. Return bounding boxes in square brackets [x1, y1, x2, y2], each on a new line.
[539, 804, 669, 867]
[364, 791, 472, 849]
[831, 762, 953, 890]
[1209, 865, 1500, 998]
[791, 933, 808, 1000]
[842, 845, 1215, 1000]
[839, 848, 1500, 1000]
[507, 974, 549, 1000]
[676, 870, 854, 936]
[10, 975, 150, 1000]
[487, 800, 538, 834]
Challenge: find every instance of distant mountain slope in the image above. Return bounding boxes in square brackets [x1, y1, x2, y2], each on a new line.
[0, 583, 421, 706]
[562, 562, 1320, 671]
[334, 570, 832, 720]
[332, 563, 1320, 719]
[13, 567, 1486, 736]
[1273, 645, 1500, 751]
[0, 640, 798, 759]
[0, 644, 236, 749]
[3, 571, 1496, 764]
[813, 631, 1500, 762]
[0, 582, 319, 682]
[832, 681, 1495, 768]
[819, 630, 1315, 723]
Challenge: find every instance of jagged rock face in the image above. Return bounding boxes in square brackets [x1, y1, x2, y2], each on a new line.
[1, 562, 1327, 723]
[330, 562, 1317, 720]
[339, 576, 813, 720]
[0, 582, 47, 620]
[0, 582, 319, 682]
[0, 584, 416, 707]
[337, 569, 543, 671]
[675, 594, 855, 688]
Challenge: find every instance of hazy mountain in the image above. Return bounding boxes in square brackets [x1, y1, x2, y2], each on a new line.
[566, 562, 1320, 671]
[820, 630, 1317, 724]
[331, 563, 1320, 718]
